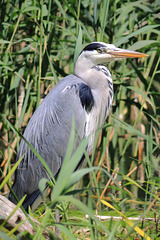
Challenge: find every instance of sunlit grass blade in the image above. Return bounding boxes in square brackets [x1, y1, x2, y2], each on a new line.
[99, 0, 110, 41]
[64, 166, 98, 190]
[74, 26, 82, 65]
[51, 137, 88, 203]
[1, 0, 160, 238]
[0, 155, 24, 191]
[128, 40, 158, 51]
[101, 200, 151, 240]
[115, 25, 160, 46]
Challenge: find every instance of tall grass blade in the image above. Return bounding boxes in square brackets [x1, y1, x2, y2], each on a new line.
[101, 200, 151, 240]
[115, 25, 160, 46]
[100, 0, 110, 41]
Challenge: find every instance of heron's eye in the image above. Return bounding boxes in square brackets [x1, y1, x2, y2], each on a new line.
[97, 48, 102, 53]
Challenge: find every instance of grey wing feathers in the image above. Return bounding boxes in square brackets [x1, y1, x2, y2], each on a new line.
[10, 75, 88, 203]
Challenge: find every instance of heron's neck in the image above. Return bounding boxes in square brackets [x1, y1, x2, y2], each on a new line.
[74, 61, 111, 89]
[74, 57, 113, 128]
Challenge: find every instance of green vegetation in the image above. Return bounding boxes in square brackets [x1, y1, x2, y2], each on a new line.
[0, 0, 160, 239]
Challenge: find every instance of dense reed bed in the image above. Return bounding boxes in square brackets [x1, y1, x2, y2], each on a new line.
[0, 0, 160, 239]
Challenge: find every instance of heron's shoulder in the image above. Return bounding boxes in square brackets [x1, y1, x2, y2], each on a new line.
[38, 75, 94, 112]
[59, 74, 85, 87]
[46, 74, 83, 95]
[59, 75, 94, 112]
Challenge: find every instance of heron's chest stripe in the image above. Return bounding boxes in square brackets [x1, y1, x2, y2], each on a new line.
[78, 83, 94, 112]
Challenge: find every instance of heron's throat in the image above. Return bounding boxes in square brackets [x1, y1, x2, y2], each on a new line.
[74, 60, 112, 90]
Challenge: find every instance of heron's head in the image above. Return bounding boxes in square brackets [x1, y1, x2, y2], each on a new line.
[76, 42, 148, 68]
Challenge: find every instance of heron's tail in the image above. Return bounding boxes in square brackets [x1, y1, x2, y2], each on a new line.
[23, 185, 49, 212]
[8, 184, 49, 212]
[8, 181, 25, 205]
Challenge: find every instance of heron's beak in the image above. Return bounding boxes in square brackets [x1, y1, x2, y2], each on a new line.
[106, 47, 148, 59]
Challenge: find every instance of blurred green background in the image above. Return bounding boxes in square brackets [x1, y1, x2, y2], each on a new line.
[0, 0, 160, 239]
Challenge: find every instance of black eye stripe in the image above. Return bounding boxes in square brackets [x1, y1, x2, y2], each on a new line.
[82, 43, 107, 52]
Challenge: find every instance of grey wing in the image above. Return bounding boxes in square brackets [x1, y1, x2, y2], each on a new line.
[11, 75, 92, 199]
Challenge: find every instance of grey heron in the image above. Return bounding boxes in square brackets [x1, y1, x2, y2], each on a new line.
[8, 42, 147, 211]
